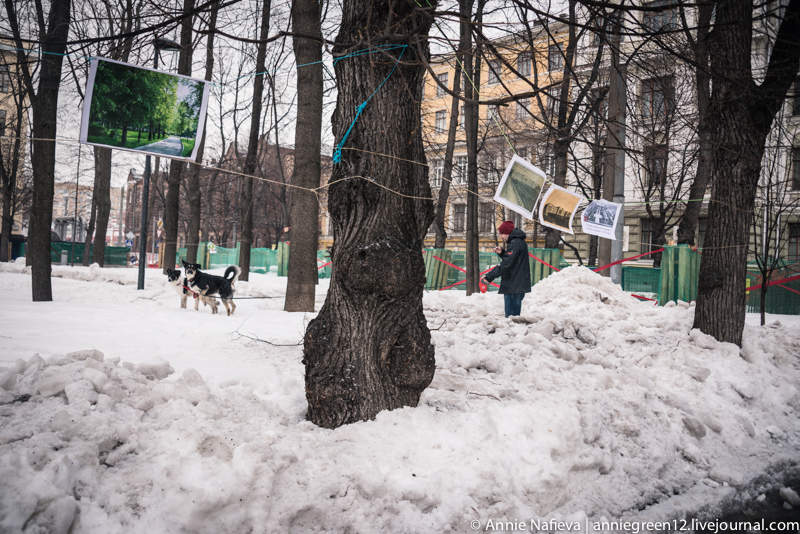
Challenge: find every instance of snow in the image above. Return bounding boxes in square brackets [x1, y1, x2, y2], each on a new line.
[1, 264, 799, 532]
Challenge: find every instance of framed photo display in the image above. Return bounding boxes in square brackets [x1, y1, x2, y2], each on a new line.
[492, 155, 547, 220]
[538, 183, 582, 235]
[80, 57, 210, 160]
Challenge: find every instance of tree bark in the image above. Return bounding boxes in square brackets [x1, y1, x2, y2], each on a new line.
[82, 189, 97, 265]
[303, 0, 437, 428]
[162, 0, 194, 273]
[186, 2, 217, 264]
[5, 0, 72, 300]
[239, 0, 272, 281]
[0, 184, 11, 262]
[89, 147, 112, 266]
[285, 0, 322, 312]
[693, 0, 800, 345]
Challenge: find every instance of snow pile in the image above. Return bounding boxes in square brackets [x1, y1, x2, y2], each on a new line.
[423, 266, 800, 520]
[1, 266, 799, 532]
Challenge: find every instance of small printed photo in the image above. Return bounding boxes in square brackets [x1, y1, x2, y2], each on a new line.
[538, 184, 582, 234]
[80, 57, 210, 160]
[493, 155, 547, 220]
[581, 199, 622, 240]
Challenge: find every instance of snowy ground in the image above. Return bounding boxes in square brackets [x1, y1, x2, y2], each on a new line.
[1, 262, 799, 533]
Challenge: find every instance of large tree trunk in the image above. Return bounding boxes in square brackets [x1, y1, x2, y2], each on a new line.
[285, 0, 322, 312]
[186, 3, 217, 264]
[6, 0, 72, 300]
[303, 0, 436, 428]
[162, 0, 194, 273]
[90, 147, 112, 266]
[693, 0, 800, 345]
[239, 0, 272, 281]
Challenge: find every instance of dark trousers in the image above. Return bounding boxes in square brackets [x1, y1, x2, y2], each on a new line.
[504, 293, 525, 317]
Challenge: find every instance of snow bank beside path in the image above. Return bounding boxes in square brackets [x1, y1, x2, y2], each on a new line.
[1, 266, 799, 532]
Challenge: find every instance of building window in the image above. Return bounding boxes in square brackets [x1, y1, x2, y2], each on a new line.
[516, 98, 530, 120]
[641, 218, 656, 254]
[643, 0, 678, 32]
[454, 155, 468, 184]
[453, 204, 466, 232]
[0, 109, 5, 137]
[641, 77, 674, 121]
[788, 223, 800, 262]
[487, 60, 501, 85]
[479, 202, 494, 234]
[435, 110, 447, 133]
[0, 65, 10, 93]
[431, 159, 444, 187]
[459, 105, 465, 129]
[645, 144, 668, 189]
[436, 72, 448, 97]
[792, 146, 800, 190]
[517, 52, 532, 77]
[548, 44, 563, 71]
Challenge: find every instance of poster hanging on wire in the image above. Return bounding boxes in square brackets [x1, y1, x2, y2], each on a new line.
[538, 183, 582, 234]
[581, 199, 622, 240]
[493, 155, 547, 220]
[79, 57, 210, 161]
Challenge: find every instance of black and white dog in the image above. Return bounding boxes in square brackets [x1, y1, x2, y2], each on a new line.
[165, 267, 190, 309]
[165, 267, 218, 311]
[182, 260, 241, 316]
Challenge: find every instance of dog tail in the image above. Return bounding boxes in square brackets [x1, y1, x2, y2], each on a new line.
[225, 265, 242, 286]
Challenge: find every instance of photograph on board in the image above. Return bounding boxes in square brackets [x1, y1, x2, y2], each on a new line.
[539, 183, 582, 234]
[79, 57, 209, 160]
[581, 199, 622, 240]
[493, 155, 547, 220]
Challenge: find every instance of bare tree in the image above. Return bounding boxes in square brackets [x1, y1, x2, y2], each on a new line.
[750, 111, 800, 325]
[303, 1, 437, 428]
[284, 0, 323, 312]
[693, 0, 800, 346]
[238, 0, 272, 281]
[185, 0, 218, 264]
[5, 0, 72, 300]
[162, 0, 194, 273]
[0, 49, 32, 262]
[464, 0, 482, 295]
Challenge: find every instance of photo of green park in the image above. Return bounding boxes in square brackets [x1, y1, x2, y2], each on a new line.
[82, 59, 207, 158]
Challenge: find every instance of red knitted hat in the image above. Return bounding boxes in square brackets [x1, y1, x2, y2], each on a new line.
[498, 220, 514, 234]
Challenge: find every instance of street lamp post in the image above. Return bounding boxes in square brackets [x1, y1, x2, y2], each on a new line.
[138, 37, 182, 290]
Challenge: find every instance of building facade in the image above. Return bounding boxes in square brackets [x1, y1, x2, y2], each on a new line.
[419, 3, 800, 266]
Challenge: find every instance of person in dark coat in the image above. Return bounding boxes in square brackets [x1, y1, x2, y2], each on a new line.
[481, 220, 531, 317]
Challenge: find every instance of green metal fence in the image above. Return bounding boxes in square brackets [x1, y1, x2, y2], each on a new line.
[621, 265, 661, 296]
[658, 245, 701, 305]
[746, 267, 800, 315]
[20, 241, 130, 266]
